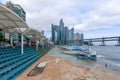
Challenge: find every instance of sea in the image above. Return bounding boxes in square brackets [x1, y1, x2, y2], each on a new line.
[49, 45, 120, 73]
[90, 46, 120, 72]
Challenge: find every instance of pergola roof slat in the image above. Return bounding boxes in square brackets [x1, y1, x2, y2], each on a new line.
[5, 13, 20, 21]
[0, 14, 7, 19]
[0, 4, 29, 29]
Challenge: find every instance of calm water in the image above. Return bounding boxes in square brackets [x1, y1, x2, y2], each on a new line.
[49, 46, 120, 73]
[90, 46, 120, 72]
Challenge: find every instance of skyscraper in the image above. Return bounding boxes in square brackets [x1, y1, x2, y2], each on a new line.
[68, 28, 74, 45]
[74, 33, 84, 45]
[51, 19, 74, 45]
[51, 24, 59, 44]
[59, 19, 65, 45]
[64, 27, 68, 44]
[80, 33, 84, 45]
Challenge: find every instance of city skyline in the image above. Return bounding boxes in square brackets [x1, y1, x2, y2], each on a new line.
[0, 0, 120, 39]
[52, 19, 75, 45]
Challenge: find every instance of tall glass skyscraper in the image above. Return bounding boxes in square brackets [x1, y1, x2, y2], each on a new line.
[68, 28, 74, 45]
[51, 19, 74, 45]
[51, 24, 59, 44]
[64, 27, 68, 44]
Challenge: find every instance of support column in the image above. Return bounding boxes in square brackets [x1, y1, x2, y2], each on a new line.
[101, 38, 105, 46]
[89, 40, 93, 46]
[117, 37, 120, 46]
[29, 40, 31, 47]
[103, 41, 105, 46]
[18, 28, 28, 54]
[10, 36, 13, 47]
[36, 40, 38, 50]
[21, 33, 24, 54]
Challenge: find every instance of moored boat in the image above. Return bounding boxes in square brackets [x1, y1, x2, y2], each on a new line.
[61, 45, 97, 60]
[76, 51, 97, 60]
[75, 54, 88, 59]
[89, 54, 97, 60]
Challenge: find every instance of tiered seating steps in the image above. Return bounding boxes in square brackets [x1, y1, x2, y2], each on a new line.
[0, 46, 41, 80]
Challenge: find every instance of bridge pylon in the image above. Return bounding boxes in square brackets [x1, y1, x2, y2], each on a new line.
[100, 37, 106, 46]
[116, 37, 120, 46]
[89, 40, 93, 46]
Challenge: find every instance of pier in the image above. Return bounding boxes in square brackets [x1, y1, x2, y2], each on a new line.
[84, 36, 120, 46]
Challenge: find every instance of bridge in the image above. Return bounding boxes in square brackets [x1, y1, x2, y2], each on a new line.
[84, 36, 120, 46]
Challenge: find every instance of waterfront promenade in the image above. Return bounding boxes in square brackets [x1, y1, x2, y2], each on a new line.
[16, 47, 120, 80]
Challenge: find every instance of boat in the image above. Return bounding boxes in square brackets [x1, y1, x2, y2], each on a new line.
[75, 54, 88, 59]
[76, 51, 97, 60]
[61, 45, 97, 60]
[89, 55, 97, 60]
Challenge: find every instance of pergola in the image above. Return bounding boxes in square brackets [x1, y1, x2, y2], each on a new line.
[39, 34, 53, 48]
[25, 29, 52, 49]
[25, 29, 42, 50]
[0, 3, 29, 54]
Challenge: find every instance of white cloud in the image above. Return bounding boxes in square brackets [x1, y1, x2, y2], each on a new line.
[74, 0, 120, 31]
[2, 0, 120, 37]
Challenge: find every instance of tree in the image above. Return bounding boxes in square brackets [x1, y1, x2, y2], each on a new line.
[0, 33, 10, 44]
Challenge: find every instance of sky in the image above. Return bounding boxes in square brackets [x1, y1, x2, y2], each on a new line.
[0, 0, 120, 39]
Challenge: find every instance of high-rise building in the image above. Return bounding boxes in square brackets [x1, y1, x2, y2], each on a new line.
[51, 24, 59, 44]
[64, 27, 68, 44]
[68, 28, 74, 40]
[68, 28, 74, 45]
[51, 19, 74, 45]
[6, 1, 26, 21]
[59, 19, 65, 45]
[80, 33, 84, 45]
[74, 33, 84, 45]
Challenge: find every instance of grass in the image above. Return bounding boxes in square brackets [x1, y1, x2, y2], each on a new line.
[38, 48, 51, 56]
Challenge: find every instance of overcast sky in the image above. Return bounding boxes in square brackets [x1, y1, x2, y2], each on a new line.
[1, 0, 120, 39]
